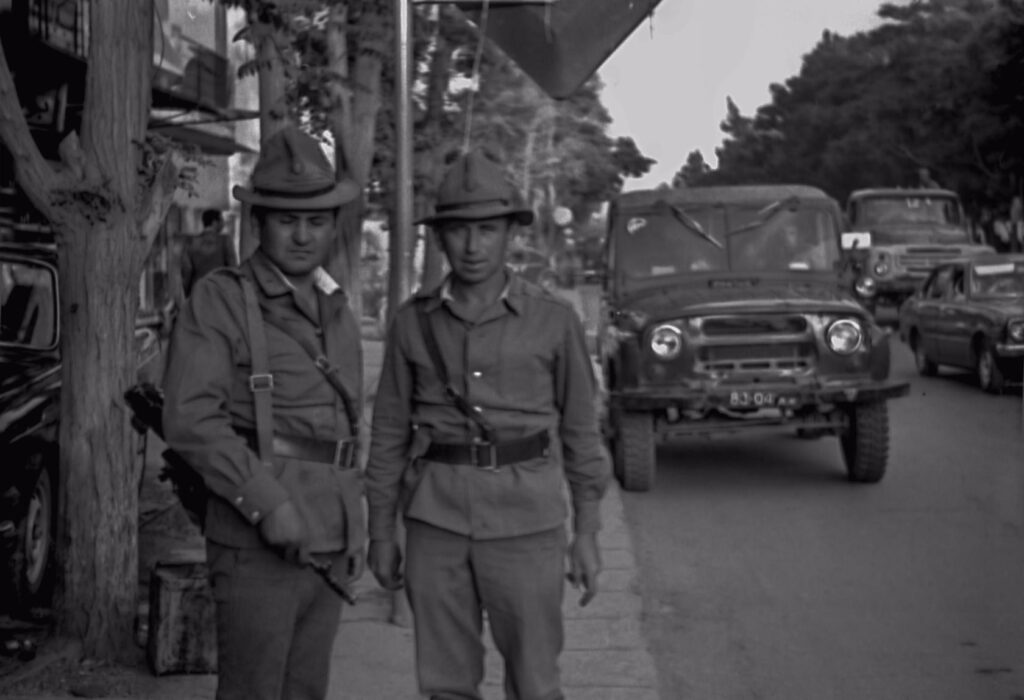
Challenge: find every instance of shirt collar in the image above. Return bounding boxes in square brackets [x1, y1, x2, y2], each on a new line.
[427, 269, 523, 315]
[249, 248, 342, 297]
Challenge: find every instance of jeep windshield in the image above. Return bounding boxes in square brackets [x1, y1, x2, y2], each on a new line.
[614, 201, 839, 281]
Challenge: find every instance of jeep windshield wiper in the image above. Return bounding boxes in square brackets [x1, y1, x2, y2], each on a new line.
[728, 196, 799, 235]
[668, 204, 723, 249]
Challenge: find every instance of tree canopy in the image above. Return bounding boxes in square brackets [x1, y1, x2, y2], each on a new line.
[679, 0, 1024, 214]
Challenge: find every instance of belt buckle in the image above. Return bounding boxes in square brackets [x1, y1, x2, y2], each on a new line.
[333, 440, 354, 469]
[470, 440, 498, 471]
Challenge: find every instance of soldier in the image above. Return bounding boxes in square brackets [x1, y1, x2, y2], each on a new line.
[366, 150, 611, 700]
[162, 125, 365, 700]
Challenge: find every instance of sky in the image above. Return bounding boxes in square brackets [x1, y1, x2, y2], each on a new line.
[598, 0, 896, 190]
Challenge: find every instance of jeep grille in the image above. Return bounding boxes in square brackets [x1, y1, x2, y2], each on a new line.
[693, 314, 815, 375]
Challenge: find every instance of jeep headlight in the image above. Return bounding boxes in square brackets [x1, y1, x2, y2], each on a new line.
[1008, 320, 1024, 343]
[873, 261, 890, 277]
[855, 276, 877, 297]
[826, 318, 864, 354]
[650, 324, 683, 360]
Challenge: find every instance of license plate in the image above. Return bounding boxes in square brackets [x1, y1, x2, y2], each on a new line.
[728, 390, 777, 408]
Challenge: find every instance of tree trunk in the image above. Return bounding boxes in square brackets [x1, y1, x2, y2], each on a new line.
[0, 0, 171, 660]
[325, 3, 384, 320]
[56, 212, 144, 657]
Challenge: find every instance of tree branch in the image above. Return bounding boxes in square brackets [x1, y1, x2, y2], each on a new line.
[136, 156, 179, 248]
[0, 35, 59, 220]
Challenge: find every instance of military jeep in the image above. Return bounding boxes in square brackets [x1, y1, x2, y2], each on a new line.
[599, 185, 910, 491]
[843, 188, 992, 314]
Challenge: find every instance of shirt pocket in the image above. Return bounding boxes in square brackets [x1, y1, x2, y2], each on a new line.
[494, 336, 556, 410]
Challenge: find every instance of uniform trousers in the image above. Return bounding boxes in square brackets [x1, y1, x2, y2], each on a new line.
[404, 519, 567, 700]
[206, 541, 345, 700]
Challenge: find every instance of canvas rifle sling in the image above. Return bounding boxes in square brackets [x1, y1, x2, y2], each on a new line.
[240, 276, 275, 465]
[415, 300, 496, 443]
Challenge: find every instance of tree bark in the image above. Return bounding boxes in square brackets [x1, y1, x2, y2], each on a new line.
[325, 2, 384, 321]
[0, 0, 174, 659]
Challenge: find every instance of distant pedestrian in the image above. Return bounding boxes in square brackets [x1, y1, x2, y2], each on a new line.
[163, 125, 365, 700]
[366, 149, 611, 700]
[181, 208, 238, 297]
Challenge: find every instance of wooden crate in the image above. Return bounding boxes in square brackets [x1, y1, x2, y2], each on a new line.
[147, 561, 218, 675]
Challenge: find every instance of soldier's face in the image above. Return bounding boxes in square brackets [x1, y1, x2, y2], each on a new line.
[257, 209, 336, 279]
[436, 216, 514, 286]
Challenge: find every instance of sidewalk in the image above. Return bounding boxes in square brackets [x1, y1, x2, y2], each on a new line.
[3, 288, 660, 699]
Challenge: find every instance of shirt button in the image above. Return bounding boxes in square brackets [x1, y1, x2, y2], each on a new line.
[471, 371, 482, 378]
[314, 327, 323, 336]
[234, 496, 243, 505]
[250, 511, 260, 520]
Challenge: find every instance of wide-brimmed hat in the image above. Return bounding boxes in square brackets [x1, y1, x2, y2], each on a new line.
[418, 150, 534, 226]
[233, 125, 360, 210]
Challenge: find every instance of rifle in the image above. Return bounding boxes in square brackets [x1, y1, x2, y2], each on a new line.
[124, 382, 357, 605]
[125, 382, 208, 529]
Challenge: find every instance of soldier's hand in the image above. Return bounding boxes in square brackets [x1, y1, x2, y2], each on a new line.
[567, 532, 601, 607]
[259, 501, 310, 564]
[368, 540, 404, 590]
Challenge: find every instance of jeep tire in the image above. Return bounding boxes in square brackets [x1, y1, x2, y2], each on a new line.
[841, 401, 889, 483]
[611, 410, 655, 492]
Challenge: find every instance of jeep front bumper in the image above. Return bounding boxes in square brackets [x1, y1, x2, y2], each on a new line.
[610, 378, 910, 412]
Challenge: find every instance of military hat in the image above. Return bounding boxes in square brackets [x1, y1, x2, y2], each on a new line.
[418, 150, 534, 226]
[233, 125, 360, 210]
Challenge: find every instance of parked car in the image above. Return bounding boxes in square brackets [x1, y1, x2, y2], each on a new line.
[0, 231, 163, 612]
[843, 188, 992, 314]
[898, 253, 1024, 393]
[0, 236, 60, 609]
[599, 185, 909, 491]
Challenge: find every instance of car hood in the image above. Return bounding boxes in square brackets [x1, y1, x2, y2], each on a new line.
[860, 223, 972, 246]
[967, 296, 1024, 318]
[613, 274, 863, 321]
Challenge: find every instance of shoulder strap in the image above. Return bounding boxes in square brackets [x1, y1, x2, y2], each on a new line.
[259, 309, 361, 441]
[239, 275, 275, 465]
[414, 299, 496, 442]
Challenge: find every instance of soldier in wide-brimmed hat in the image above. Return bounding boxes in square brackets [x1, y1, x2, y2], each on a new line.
[163, 125, 366, 700]
[366, 149, 610, 699]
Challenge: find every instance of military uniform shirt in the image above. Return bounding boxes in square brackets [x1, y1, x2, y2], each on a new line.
[163, 249, 363, 551]
[366, 273, 610, 542]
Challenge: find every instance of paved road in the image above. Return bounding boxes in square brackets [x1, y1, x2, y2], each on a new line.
[622, 340, 1024, 700]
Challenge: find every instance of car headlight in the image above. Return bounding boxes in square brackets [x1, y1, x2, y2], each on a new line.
[826, 318, 864, 354]
[650, 324, 683, 360]
[1009, 320, 1024, 343]
[854, 276, 877, 297]
[873, 261, 890, 277]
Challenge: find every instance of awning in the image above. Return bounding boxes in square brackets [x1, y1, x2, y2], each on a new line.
[452, 0, 662, 99]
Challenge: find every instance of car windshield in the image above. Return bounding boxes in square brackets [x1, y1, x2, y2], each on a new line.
[614, 202, 839, 278]
[970, 262, 1024, 298]
[0, 260, 57, 348]
[854, 196, 961, 226]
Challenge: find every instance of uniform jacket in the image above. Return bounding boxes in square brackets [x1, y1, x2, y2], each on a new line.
[366, 272, 610, 542]
[163, 249, 364, 552]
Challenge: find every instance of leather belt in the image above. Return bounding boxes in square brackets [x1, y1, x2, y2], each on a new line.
[423, 431, 550, 469]
[239, 429, 357, 469]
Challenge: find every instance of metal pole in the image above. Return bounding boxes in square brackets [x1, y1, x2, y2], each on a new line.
[388, 0, 414, 325]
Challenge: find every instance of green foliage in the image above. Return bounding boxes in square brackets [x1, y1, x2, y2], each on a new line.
[685, 0, 1024, 214]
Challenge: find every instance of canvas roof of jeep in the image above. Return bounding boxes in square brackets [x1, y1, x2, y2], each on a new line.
[613, 184, 836, 211]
